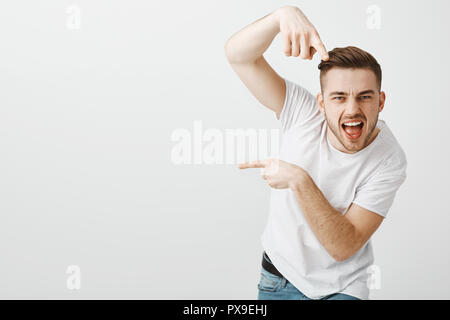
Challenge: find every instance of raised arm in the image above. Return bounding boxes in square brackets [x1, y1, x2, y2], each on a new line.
[224, 6, 329, 118]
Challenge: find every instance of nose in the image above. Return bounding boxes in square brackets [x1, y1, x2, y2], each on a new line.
[345, 96, 361, 115]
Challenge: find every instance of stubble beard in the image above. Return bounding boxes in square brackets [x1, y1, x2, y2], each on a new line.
[325, 112, 379, 153]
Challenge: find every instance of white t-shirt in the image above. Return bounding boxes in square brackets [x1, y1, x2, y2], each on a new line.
[261, 77, 407, 300]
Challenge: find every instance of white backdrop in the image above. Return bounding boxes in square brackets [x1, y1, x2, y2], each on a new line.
[0, 0, 449, 299]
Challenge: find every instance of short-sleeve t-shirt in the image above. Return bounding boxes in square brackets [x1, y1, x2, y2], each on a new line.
[260, 77, 407, 300]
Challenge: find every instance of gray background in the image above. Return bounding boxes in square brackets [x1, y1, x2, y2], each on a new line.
[0, 0, 449, 299]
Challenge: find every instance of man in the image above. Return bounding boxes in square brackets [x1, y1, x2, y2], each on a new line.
[224, 6, 407, 300]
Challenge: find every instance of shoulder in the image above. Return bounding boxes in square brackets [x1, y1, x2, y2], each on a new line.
[278, 78, 322, 135]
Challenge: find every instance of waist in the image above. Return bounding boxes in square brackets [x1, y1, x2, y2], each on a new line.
[262, 251, 284, 279]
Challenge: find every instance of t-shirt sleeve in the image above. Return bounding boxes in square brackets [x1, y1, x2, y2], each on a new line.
[277, 78, 320, 134]
[352, 150, 408, 218]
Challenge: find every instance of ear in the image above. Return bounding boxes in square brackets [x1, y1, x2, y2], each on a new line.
[317, 92, 325, 114]
[378, 91, 386, 113]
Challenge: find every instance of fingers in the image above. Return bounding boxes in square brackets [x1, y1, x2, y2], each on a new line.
[312, 40, 329, 61]
[309, 47, 317, 60]
[238, 159, 268, 169]
[299, 33, 310, 60]
[283, 29, 328, 61]
[283, 31, 292, 57]
[291, 32, 300, 57]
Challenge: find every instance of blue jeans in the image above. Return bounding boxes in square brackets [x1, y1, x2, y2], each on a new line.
[257, 258, 361, 300]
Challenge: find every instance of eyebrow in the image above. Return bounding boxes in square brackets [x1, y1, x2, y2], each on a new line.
[328, 90, 376, 97]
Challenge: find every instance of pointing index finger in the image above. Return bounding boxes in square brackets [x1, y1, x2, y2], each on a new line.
[238, 160, 268, 169]
[313, 40, 329, 61]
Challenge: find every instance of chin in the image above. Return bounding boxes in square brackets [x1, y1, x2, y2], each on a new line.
[340, 135, 366, 153]
[341, 144, 360, 153]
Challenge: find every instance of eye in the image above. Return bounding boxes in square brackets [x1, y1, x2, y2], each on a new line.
[333, 96, 345, 101]
[360, 95, 372, 100]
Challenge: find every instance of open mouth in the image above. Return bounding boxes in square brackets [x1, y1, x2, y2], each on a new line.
[341, 121, 364, 140]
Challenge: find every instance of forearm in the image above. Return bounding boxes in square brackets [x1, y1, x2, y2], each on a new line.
[224, 10, 280, 64]
[290, 172, 361, 262]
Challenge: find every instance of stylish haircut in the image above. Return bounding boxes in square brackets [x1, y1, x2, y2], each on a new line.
[318, 46, 382, 92]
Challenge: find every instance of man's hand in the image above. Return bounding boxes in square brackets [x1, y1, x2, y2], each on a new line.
[238, 159, 306, 190]
[239, 158, 383, 261]
[273, 6, 329, 60]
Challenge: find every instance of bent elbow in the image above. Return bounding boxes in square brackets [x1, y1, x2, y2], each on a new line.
[224, 40, 235, 62]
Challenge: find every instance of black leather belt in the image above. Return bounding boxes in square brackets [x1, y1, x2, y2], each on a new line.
[262, 251, 284, 279]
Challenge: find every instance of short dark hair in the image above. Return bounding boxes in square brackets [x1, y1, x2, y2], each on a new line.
[318, 46, 382, 91]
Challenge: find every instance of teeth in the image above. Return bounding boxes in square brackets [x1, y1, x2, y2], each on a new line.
[343, 122, 362, 127]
